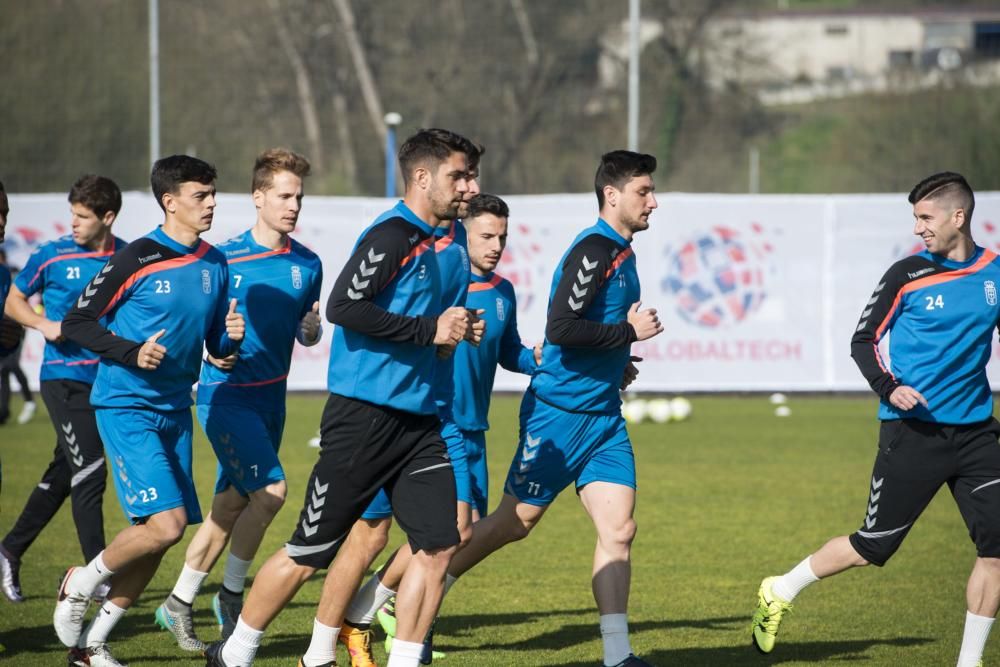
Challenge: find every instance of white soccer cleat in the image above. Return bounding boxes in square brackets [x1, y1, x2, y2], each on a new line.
[54, 567, 91, 647]
[17, 400, 36, 425]
[68, 642, 130, 666]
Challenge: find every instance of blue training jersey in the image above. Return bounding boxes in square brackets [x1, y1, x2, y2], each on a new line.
[63, 226, 239, 411]
[433, 220, 471, 419]
[197, 230, 322, 409]
[530, 218, 639, 414]
[0, 262, 9, 314]
[852, 246, 1000, 424]
[453, 272, 536, 431]
[326, 201, 442, 415]
[15, 235, 127, 383]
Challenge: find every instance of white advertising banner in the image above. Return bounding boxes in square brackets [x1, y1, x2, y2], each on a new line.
[5, 190, 1000, 392]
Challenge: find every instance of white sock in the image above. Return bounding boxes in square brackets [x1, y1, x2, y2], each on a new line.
[222, 616, 264, 666]
[80, 600, 127, 647]
[171, 563, 209, 605]
[387, 638, 423, 667]
[599, 613, 632, 666]
[957, 611, 994, 667]
[301, 619, 339, 667]
[71, 552, 114, 597]
[346, 576, 396, 626]
[223, 553, 253, 594]
[444, 573, 458, 596]
[772, 556, 819, 602]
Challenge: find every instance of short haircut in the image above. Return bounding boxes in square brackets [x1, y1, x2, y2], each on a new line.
[908, 171, 975, 224]
[398, 128, 479, 187]
[150, 155, 217, 212]
[465, 193, 509, 221]
[252, 148, 311, 193]
[69, 174, 122, 219]
[0, 178, 5, 192]
[594, 150, 657, 207]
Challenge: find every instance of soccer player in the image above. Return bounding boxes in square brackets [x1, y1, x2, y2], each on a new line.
[155, 148, 323, 651]
[0, 179, 9, 504]
[345, 193, 540, 660]
[437, 151, 663, 667]
[750, 172, 1000, 667]
[0, 176, 126, 604]
[331, 137, 485, 667]
[54, 156, 244, 667]
[205, 128, 474, 667]
[156, 148, 323, 651]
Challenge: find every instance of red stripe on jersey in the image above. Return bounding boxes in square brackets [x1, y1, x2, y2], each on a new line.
[434, 222, 456, 252]
[227, 238, 292, 264]
[468, 273, 503, 292]
[604, 247, 634, 280]
[97, 242, 212, 319]
[201, 373, 288, 388]
[27, 246, 116, 289]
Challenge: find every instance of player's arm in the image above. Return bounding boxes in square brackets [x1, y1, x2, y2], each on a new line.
[546, 237, 638, 348]
[296, 265, 324, 346]
[205, 265, 243, 359]
[327, 220, 437, 345]
[7, 248, 63, 341]
[849, 263, 909, 401]
[498, 293, 538, 375]
[62, 245, 148, 365]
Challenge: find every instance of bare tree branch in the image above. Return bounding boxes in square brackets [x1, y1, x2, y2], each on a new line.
[330, 0, 387, 143]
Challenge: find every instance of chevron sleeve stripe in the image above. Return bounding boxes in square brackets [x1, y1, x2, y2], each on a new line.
[327, 218, 437, 345]
[545, 236, 637, 349]
[849, 261, 915, 400]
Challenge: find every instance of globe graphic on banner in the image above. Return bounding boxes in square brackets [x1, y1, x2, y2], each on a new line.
[663, 225, 771, 328]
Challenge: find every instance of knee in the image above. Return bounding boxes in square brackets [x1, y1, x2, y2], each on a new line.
[250, 482, 286, 518]
[359, 520, 391, 555]
[600, 517, 637, 554]
[503, 513, 535, 542]
[147, 513, 187, 549]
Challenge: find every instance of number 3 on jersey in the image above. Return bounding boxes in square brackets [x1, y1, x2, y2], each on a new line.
[925, 294, 944, 310]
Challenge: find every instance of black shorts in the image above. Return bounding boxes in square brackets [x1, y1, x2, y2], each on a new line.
[285, 393, 459, 568]
[850, 417, 1000, 566]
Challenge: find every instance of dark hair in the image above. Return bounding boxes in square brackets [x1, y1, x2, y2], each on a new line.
[908, 171, 975, 224]
[0, 178, 5, 192]
[465, 193, 509, 220]
[150, 155, 217, 211]
[398, 128, 480, 187]
[252, 147, 311, 193]
[68, 174, 122, 219]
[594, 150, 657, 207]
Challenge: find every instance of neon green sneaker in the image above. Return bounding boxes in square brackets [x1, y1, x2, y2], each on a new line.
[751, 576, 792, 654]
[376, 596, 397, 639]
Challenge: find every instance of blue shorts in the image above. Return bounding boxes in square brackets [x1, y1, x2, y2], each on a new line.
[360, 417, 473, 519]
[503, 391, 636, 507]
[197, 404, 286, 496]
[464, 429, 488, 517]
[96, 407, 202, 524]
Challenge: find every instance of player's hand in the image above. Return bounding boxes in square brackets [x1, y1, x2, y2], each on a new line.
[533, 342, 543, 366]
[436, 344, 455, 359]
[434, 306, 469, 347]
[300, 300, 322, 343]
[627, 301, 663, 341]
[621, 355, 642, 390]
[465, 308, 486, 346]
[226, 298, 245, 342]
[38, 319, 64, 343]
[138, 329, 167, 370]
[889, 385, 928, 411]
[206, 352, 239, 371]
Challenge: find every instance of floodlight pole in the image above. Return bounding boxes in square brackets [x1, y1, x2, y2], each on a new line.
[149, 0, 161, 166]
[384, 112, 402, 198]
[627, 0, 640, 151]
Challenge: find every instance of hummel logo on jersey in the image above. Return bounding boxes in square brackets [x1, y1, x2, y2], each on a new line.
[986, 280, 997, 306]
[409, 233, 420, 244]
[568, 256, 599, 311]
[138, 252, 162, 265]
[301, 477, 329, 537]
[907, 268, 934, 279]
[348, 247, 386, 300]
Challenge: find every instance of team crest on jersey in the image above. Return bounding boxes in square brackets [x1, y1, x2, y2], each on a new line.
[291, 265, 303, 289]
[496, 297, 506, 321]
[986, 280, 997, 306]
[418, 263, 427, 280]
[201, 269, 212, 294]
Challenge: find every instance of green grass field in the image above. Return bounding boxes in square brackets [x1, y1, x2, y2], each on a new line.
[0, 394, 987, 666]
